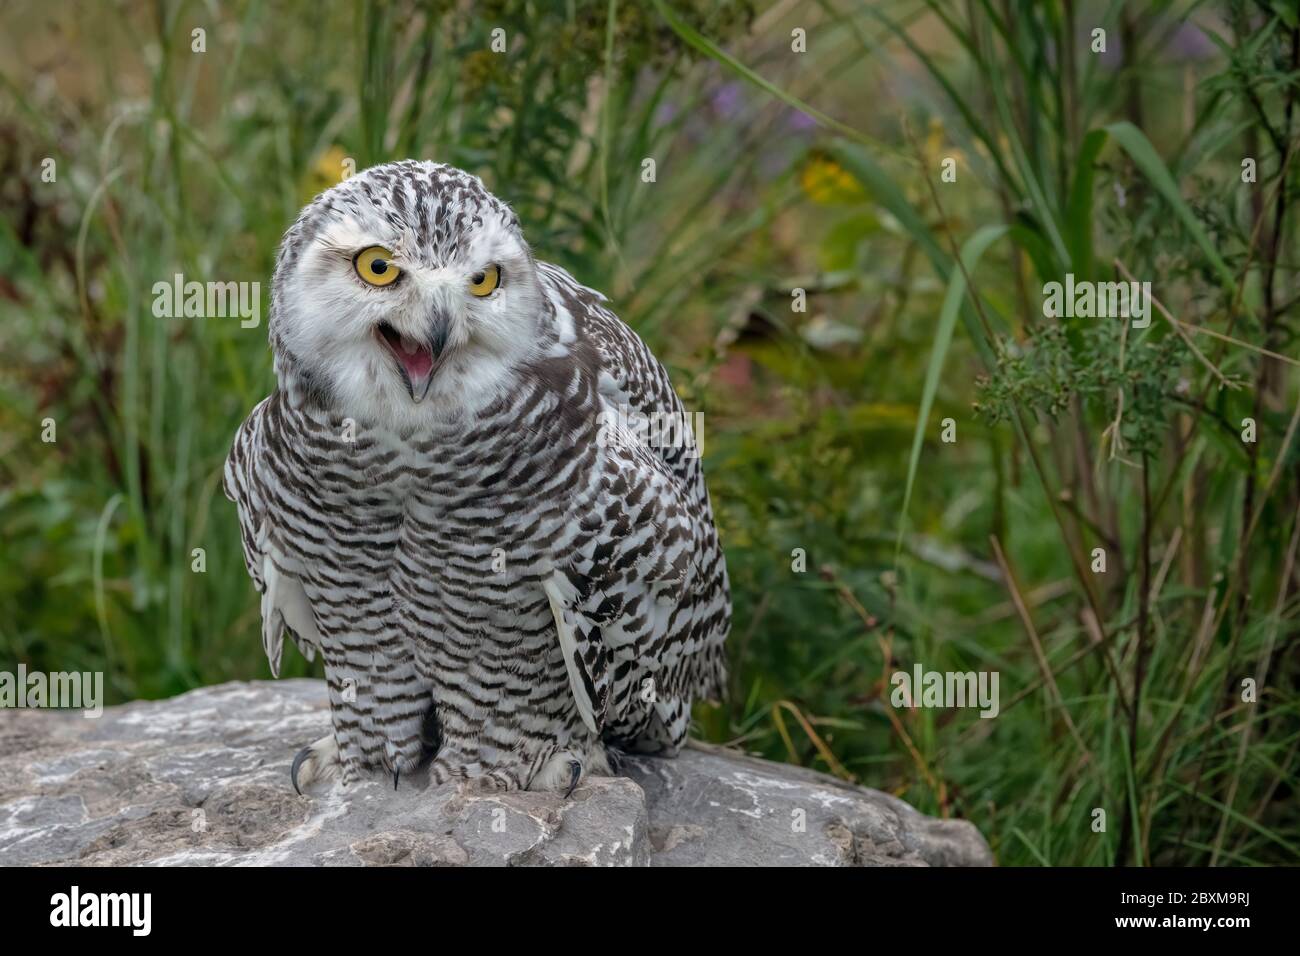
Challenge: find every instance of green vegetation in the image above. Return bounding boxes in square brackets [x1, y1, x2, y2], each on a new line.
[1, 0, 1297, 865]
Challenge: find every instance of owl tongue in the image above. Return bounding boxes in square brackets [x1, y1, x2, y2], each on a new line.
[397, 337, 433, 380]
[378, 323, 434, 389]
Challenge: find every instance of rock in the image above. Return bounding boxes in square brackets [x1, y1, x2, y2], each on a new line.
[0, 680, 992, 867]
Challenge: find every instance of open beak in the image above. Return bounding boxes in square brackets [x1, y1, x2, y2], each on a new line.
[375, 314, 450, 403]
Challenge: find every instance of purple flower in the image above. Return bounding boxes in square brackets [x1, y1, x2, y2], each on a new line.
[785, 109, 818, 133]
[1168, 21, 1216, 61]
[711, 82, 743, 115]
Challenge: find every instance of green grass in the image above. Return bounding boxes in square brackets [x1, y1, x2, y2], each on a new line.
[1, 0, 1298, 866]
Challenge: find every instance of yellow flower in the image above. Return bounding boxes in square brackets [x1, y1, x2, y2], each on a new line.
[301, 145, 351, 202]
[923, 116, 945, 165]
[800, 153, 866, 205]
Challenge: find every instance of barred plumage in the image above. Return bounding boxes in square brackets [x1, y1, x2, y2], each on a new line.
[222, 160, 729, 792]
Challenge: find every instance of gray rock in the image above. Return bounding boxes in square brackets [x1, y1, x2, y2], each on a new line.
[0, 680, 991, 867]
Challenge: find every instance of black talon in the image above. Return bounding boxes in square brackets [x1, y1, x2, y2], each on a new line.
[290, 746, 312, 796]
[564, 760, 582, 799]
[394, 768, 400, 791]
[606, 748, 624, 775]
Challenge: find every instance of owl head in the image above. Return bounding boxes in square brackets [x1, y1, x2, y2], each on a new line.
[268, 160, 548, 429]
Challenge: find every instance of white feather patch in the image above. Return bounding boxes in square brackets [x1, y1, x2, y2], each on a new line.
[260, 546, 320, 679]
[260, 557, 285, 679]
[544, 573, 598, 735]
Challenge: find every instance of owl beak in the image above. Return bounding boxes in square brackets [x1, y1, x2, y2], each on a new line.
[376, 314, 450, 403]
[409, 367, 435, 403]
[411, 313, 450, 404]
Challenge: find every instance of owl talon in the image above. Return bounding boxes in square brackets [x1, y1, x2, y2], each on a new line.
[564, 760, 582, 798]
[394, 768, 400, 791]
[290, 746, 312, 796]
[289, 734, 340, 794]
[605, 748, 624, 775]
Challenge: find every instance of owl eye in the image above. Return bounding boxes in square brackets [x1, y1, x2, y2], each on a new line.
[354, 246, 400, 287]
[469, 264, 500, 297]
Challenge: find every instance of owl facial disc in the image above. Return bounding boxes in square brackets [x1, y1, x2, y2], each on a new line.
[270, 161, 551, 425]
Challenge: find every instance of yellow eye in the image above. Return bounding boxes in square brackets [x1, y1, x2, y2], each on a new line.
[469, 264, 500, 297]
[354, 246, 400, 286]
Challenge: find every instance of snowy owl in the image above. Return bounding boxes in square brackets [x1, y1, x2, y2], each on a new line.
[223, 160, 730, 795]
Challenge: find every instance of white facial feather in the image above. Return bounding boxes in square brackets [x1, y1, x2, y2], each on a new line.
[270, 162, 548, 432]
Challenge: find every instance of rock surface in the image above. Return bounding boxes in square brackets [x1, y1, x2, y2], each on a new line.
[0, 680, 992, 867]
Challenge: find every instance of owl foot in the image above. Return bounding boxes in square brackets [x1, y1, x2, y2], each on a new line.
[290, 734, 340, 794]
[456, 766, 526, 795]
[604, 746, 626, 775]
[426, 755, 470, 788]
[427, 747, 609, 795]
[530, 746, 612, 795]
[379, 699, 440, 787]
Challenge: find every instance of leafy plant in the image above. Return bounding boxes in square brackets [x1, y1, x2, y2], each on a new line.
[2, 0, 1297, 866]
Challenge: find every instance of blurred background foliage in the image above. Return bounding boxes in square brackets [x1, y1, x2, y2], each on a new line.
[2, 0, 1299, 865]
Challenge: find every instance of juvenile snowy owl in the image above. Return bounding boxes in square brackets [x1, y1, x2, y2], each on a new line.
[223, 160, 730, 794]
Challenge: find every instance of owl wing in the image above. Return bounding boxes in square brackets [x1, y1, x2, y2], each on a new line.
[545, 431, 698, 734]
[539, 262, 730, 744]
[537, 262, 702, 491]
[222, 393, 320, 677]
